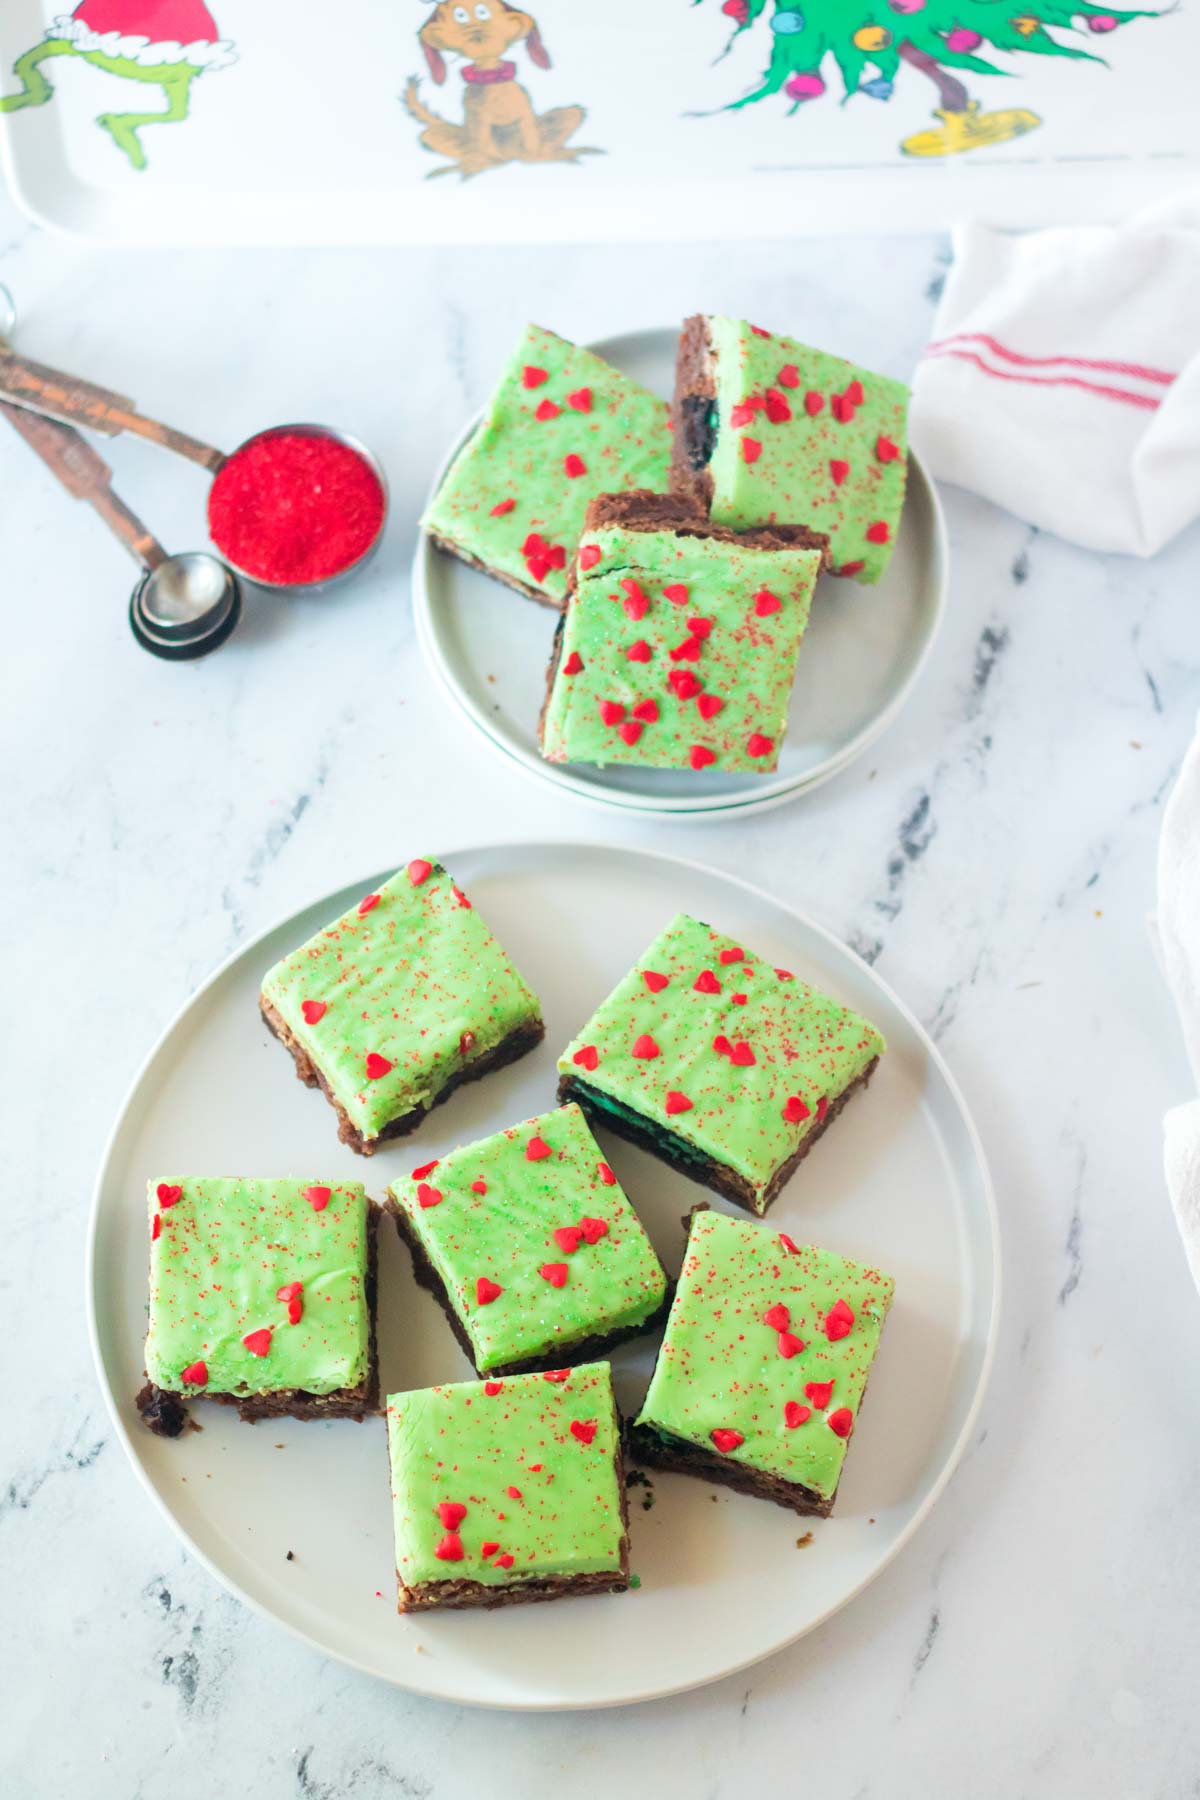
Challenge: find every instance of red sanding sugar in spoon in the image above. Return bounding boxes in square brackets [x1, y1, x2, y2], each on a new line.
[208, 430, 385, 585]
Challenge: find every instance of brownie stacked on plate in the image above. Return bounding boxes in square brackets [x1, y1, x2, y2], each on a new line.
[422, 317, 912, 780]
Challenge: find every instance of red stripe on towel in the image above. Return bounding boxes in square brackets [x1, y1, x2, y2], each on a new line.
[922, 345, 1162, 412]
[928, 332, 1176, 386]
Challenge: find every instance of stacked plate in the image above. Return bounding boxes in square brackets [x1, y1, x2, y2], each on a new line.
[413, 328, 948, 821]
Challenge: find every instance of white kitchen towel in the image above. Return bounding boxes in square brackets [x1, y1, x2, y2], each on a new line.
[910, 199, 1200, 557]
[1157, 711, 1200, 1296]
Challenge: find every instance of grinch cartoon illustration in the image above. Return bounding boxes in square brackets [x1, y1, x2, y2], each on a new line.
[0, 0, 235, 171]
[701, 0, 1159, 155]
[403, 1, 599, 178]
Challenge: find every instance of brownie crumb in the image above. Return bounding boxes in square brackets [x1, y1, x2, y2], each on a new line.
[136, 1382, 189, 1439]
[795, 1532, 814, 1549]
[286, 1550, 295, 1561]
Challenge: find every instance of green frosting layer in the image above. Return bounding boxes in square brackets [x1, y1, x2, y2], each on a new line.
[636, 1211, 894, 1500]
[539, 521, 823, 773]
[387, 1361, 625, 1590]
[391, 1102, 666, 1374]
[703, 316, 910, 585]
[421, 324, 673, 605]
[558, 912, 885, 1211]
[261, 857, 541, 1143]
[144, 1178, 370, 1395]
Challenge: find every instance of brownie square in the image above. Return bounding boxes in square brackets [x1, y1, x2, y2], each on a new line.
[421, 323, 673, 609]
[672, 314, 910, 584]
[631, 1208, 895, 1516]
[137, 1177, 379, 1435]
[538, 490, 828, 775]
[260, 856, 544, 1155]
[389, 1102, 669, 1376]
[386, 1361, 630, 1611]
[557, 911, 884, 1216]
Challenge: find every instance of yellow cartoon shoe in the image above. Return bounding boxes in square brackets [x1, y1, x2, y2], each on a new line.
[901, 100, 1043, 157]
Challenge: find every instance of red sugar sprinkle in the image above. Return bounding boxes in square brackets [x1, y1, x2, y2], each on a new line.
[694, 970, 721, 994]
[526, 1135, 552, 1161]
[741, 437, 762, 464]
[847, 378, 865, 405]
[663, 582, 689, 604]
[777, 363, 800, 389]
[437, 1500, 467, 1529]
[567, 387, 592, 412]
[764, 1303, 790, 1331]
[484, 1381, 504, 1396]
[633, 698, 659, 723]
[300, 999, 327, 1025]
[777, 1330, 806, 1359]
[434, 1532, 465, 1561]
[535, 398, 561, 421]
[242, 1328, 272, 1357]
[407, 858, 433, 886]
[562, 651, 584, 675]
[303, 1185, 331, 1211]
[804, 1380, 834, 1408]
[570, 1419, 598, 1445]
[625, 639, 652, 663]
[866, 521, 890, 544]
[539, 1262, 569, 1287]
[365, 1052, 392, 1080]
[783, 1096, 811, 1123]
[599, 700, 625, 726]
[358, 891, 380, 918]
[823, 1297, 855, 1340]
[564, 454, 587, 479]
[417, 1183, 443, 1209]
[784, 1401, 810, 1429]
[665, 1090, 693, 1115]
[542, 1370, 571, 1382]
[804, 391, 824, 417]
[412, 1160, 439, 1180]
[490, 498, 515, 516]
[642, 969, 669, 992]
[690, 745, 716, 769]
[597, 1162, 616, 1187]
[573, 1045, 599, 1071]
[493, 1554, 515, 1569]
[719, 947, 745, 964]
[207, 432, 384, 586]
[476, 1277, 503, 1306]
[506, 1485, 522, 1500]
[877, 435, 901, 463]
[554, 1224, 584, 1254]
[151, 1214, 162, 1241]
[522, 365, 548, 388]
[828, 1407, 854, 1438]
[578, 544, 601, 571]
[580, 1215, 608, 1244]
[156, 1183, 182, 1209]
[181, 1360, 208, 1386]
[830, 459, 850, 487]
[471, 1179, 488, 1195]
[633, 1034, 660, 1060]
[746, 733, 774, 758]
[711, 1429, 744, 1453]
[480, 1539, 500, 1558]
[754, 589, 781, 617]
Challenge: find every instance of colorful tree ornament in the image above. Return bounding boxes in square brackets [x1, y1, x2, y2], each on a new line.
[785, 69, 827, 98]
[852, 23, 893, 49]
[771, 7, 808, 28]
[861, 75, 896, 95]
[944, 24, 984, 49]
[889, 0, 929, 12]
[1086, 10, 1119, 25]
[1010, 13, 1042, 32]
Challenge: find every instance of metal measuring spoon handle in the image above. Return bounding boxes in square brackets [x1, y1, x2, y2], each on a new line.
[0, 346, 225, 473]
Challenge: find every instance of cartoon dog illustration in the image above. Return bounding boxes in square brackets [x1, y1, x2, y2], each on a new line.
[403, 2, 598, 179]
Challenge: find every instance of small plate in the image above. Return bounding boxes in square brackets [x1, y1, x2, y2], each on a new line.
[413, 328, 948, 820]
[89, 842, 998, 1710]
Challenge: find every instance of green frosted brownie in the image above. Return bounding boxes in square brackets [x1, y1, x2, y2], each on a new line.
[538, 490, 828, 775]
[260, 856, 543, 1155]
[557, 912, 884, 1216]
[631, 1209, 894, 1515]
[386, 1360, 629, 1611]
[136, 1177, 377, 1435]
[390, 1102, 669, 1376]
[672, 314, 910, 585]
[422, 323, 673, 609]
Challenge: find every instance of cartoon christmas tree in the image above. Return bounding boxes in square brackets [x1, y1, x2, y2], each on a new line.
[702, 0, 1159, 156]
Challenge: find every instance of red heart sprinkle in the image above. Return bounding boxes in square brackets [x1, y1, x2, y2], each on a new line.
[816, 1096, 829, 1123]
[151, 1213, 162, 1241]
[619, 575, 646, 600]
[804, 391, 824, 417]
[523, 532, 548, 555]
[713, 1034, 733, 1056]
[303, 1185, 331, 1211]
[599, 700, 625, 726]
[690, 745, 716, 769]
[300, 1000, 327, 1025]
[580, 1215, 608, 1244]
[434, 1532, 465, 1561]
[567, 386, 592, 412]
[412, 1160, 439, 1180]
[563, 454, 586, 479]
[156, 1183, 182, 1209]
[711, 1429, 744, 1453]
[783, 1095, 811, 1123]
[877, 435, 900, 462]
[554, 1225, 584, 1254]
[828, 1407, 854, 1438]
[570, 1419, 598, 1445]
[731, 993, 748, 1005]
[670, 636, 702, 662]
[754, 589, 781, 617]
[632, 1034, 659, 1059]
[805, 1380, 834, 1408]
[642, 969, 669, 992]
[776, 967, 795, 981]
[526, 555, 551, 582]
[764, 1303, 790, 1331]
[719, 947, 745, 964]
[276, 1280, 303, 1303]
[242, 1328, 272, 1357]
[730, 1041, 756, 1066]
[750, 324, 771, 337]
[476, 1277, 503, 1305]
[662, 582, 689, 604]
[619, 721, 644, 750]
[490, 498, 515, 516]
[535, 398, 561, 421]
[540, 1262, 569, 1287]
[526, 1136, 551, 1161]
[180, 1359, 208, 1386]
[542, 1370, 570, 1382]
[694, 970, 721, 994]
[407, 858, 432, 886]
[622, 593, 649, 621]
[365, 1052, 392, 1080]
[417, 1183, 442, 1209]
[471, 1179, 488, 1195]
[480, 1539, 500, 1557]
[777, 1331, 806, 1359]
[866, 521, 890, 544]
[823, 1297, 855, 1339]
[452, 884, 472, 909]
[506, 1485, 522, 1500]
[665, 1090, 693, 1115]
[831, 394, 854, 423]
[730, 400, 760, 429]
[633, 698, 659, 723]
[522, 365, 547, 388]
[784, 1401, 811, 1429]
[562, 651, 584, 676]
[687, 616, 713, 639]
[578, 543, 601, 570]
[437, 1500, 467, 1529]
[830, 459, 850, 486]
[484, 1381, 503, 1396]
[779, 1232, 800, 1255]
[777, 363, 800, 389]
[741, 436, 762, 464]
[573, 1044, 599, 1071]
[670, 670, 702, 700]
[765, 388, 792, 423]
[625, 639, 652, 662]
[597, 1163, 616, 1187]
[493, 1553, 515, 1569]
[847, 378, 865, 405]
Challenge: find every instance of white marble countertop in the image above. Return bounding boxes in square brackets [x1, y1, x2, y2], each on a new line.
[3, 185, 1199, 1799]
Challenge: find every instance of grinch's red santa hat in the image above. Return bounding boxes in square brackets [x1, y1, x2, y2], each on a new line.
[46, 0, 235, 69]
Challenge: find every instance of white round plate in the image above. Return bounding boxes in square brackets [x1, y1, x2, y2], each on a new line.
[89, 843, 997, 1710]
[413, 329, 948, 820]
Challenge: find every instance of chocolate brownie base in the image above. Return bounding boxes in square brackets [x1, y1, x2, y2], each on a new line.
[669, 313, 717, 513]
[137, 1202, 383, 1436]
[427, 529, 565, 612]
[557, 1057, 879, 1218]
[260, 995, 545, 1156]
[389, 1199, 673, 1378]
[396, 1398, 632, 1612]
[628, 1420, 834, 1517]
